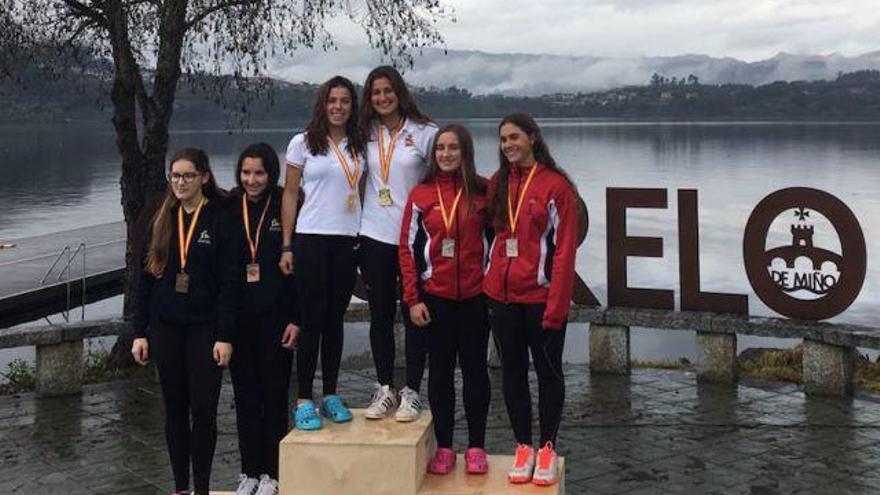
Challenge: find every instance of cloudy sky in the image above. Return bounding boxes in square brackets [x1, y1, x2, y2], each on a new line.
[328, 0, 880, 61]
[268, 0, 880, 94]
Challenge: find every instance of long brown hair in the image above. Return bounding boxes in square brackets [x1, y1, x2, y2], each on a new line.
[304, 76, 364, 158]
[422, 124, 486, 210]
[358, 65, 432, 134]
[489, 113, 575, 229]
[145, 148, 223, 276]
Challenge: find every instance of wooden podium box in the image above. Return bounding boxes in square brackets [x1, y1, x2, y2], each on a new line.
[279, 409, 435, 495]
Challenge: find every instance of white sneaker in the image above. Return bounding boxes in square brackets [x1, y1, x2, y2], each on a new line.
[365, 383, 398, 419]
[532, 442, 560, 486]
[395, 386, 422, 422]
[235, 473, 260, 495]
[508, 444, 536, 484]
[254, 474, 278, 495]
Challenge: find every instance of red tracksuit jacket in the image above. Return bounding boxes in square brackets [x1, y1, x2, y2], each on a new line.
[483, 163, 577, 330]
[399, 173, 490, 306]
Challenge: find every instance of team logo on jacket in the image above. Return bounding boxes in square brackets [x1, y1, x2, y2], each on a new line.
[269, 218, 282, 232]
[197, 230, 212, 245]
[405, 133, 415, 147]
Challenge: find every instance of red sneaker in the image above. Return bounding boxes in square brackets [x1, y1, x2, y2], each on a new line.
[508, 444, 535, 483]
[532, 441, 560, 486]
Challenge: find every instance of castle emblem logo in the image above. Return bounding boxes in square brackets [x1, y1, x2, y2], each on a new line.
[743, 188, 866, 320]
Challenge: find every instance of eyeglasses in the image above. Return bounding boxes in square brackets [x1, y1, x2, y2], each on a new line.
[169, 172, 202, 183]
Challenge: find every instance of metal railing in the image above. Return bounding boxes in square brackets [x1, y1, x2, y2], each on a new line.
[40, 243, 86, 322]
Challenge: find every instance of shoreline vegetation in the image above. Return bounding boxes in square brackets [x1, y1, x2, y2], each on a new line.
[4, 69, 880, 124]
[2, 344, 879, 396]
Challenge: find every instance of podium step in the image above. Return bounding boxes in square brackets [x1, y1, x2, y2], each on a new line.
[279, 409, 435, 495]
[418, 455, 565, 494]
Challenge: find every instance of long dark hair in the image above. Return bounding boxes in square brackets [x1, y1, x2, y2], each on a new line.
[305, 76, 365, 158]
[232, 142, 280, 196]
[146, 148, 223, 276]
[489, 113, 574, 229]
[422, 124, 486, 209]
[359, 65, 432, 134]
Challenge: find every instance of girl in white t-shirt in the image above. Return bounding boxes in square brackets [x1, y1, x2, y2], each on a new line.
[279, 76, 365, 431]
[357, 65, 438, 422]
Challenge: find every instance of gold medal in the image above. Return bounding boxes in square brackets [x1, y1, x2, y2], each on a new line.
[328, 137, 361, 212]
[175, 273, 190, 293]
[442, 238, 455, 258]
[246, 263, 260, 283]
[376, 120, 404, 208]
[378, 187, 393, 207]
[506, 238, 519, 258]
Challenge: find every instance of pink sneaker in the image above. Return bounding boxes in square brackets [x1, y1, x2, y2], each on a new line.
[465, 447, 489, 474]
[428, 447, 457, 474]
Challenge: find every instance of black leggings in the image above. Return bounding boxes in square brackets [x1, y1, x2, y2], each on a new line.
[230, 310, 293, 479]
[294, 234, 357, 399]
[149, 322, 223, 495]
[424, 294, 490, 449]
[359, 236, 428, 391]
[488, 299, 566, 446]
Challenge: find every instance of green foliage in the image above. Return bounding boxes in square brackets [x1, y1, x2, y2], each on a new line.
[0, 358, 36, 394]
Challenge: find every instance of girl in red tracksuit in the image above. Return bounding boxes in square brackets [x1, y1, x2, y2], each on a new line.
[399, 124, 492, 476]
[484, 113, 577, 487]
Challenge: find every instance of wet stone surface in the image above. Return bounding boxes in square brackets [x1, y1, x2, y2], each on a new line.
[1, 365, 879, 494]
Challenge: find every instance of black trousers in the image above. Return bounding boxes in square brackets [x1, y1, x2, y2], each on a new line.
[359, 235, 428, 391]
[149, 322, 223, 495]
[230, 310, 293, 479]
[487, 299, 566, 446]
[294, 234, 357, 399]
[424, 294, 490, 449]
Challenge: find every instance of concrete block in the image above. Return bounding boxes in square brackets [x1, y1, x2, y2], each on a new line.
[35, 340, 83, 397]
[803, 339, 854, 397]
[589, 324, 630, 374]
[279, 409, 434, 495]
[696, 332, 737, 384]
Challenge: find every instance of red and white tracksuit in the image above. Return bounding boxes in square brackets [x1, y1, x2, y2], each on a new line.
[482, 163, 577, 330]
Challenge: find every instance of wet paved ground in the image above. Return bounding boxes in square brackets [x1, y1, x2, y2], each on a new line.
[1, 365, 879, 494]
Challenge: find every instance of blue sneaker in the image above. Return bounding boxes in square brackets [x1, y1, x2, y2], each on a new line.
[320, 395, 353, 423]
[293, 401, 322, 431]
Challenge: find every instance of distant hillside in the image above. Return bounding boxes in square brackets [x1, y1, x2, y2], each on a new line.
[269, 46, 880, 95]
[4, 68, 880, 124]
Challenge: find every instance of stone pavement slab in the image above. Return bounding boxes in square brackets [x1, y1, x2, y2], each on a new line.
[0, 365, 878, 494]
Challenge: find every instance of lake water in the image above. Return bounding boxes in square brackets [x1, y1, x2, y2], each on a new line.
[2, 119, 879, 370]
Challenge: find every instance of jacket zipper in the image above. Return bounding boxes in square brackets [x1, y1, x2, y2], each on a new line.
[454, 176, 461, 300]
[503, 171, 522, 303]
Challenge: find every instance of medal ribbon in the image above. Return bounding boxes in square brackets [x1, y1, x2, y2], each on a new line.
[242, 193, 272, 264]
[376, 119, 405, 185]
[177, 198, 206, 272]
[435, 181, 463, 236]
[506, 164, 538, 234]
[328, 137, 360, 192]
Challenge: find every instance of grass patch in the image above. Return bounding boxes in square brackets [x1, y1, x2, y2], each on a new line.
[0, 343, 154, 395]
[0, 359, 36, 395]
[738, 345, 804, 384]
[632, 357, 693, 370]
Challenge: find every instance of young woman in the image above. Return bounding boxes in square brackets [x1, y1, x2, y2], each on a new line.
[228, 143, 299, 495]
[484, 113, 578, 487]
[131, 148, 238, 495]
[359, 65, 438, 422]
[399, 124, 491, 475]
[278, 76, 364, 431]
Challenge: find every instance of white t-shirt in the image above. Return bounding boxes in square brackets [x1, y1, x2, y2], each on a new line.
[360, 119, 439, 245]
[285, 132, 364, 237]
